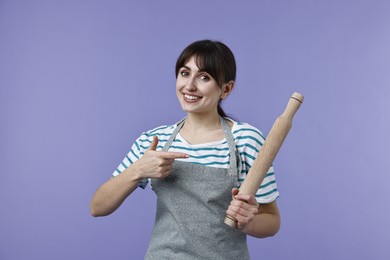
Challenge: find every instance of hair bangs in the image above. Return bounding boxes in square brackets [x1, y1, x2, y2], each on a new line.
[176, 41, 225, 86]
[193, 51, 222, 86]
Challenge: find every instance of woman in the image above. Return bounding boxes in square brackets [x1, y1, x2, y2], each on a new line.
[90, 40, 281, 259]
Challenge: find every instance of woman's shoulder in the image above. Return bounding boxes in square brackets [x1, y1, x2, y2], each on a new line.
[138, 119, 184, 140]
[133, 123, 177, 150]
[144, 124, 176, 136]
[228, 118, 265, 141]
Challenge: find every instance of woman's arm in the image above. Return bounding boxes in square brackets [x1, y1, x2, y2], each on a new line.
[90, 136, 189, 217]
[226, 188, 281, 238]
[90, 165, 143, 217]
[242, 201, 280, 238]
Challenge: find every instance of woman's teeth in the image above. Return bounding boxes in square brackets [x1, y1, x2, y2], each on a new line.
[184, 94, 201, 100]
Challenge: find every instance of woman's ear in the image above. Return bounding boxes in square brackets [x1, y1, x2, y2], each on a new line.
[221, 81, 235, 100]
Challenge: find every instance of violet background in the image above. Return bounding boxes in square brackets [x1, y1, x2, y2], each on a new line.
[1, 0, 389, 259]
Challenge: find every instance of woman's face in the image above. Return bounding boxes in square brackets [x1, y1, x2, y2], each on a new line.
[176, 56, 223, 115]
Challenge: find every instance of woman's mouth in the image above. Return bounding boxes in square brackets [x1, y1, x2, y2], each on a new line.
[183, 94, 202, 102]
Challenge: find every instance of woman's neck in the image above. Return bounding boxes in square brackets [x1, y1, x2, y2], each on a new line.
[179, 112, 226, 145]
[184, 112, 222, 132]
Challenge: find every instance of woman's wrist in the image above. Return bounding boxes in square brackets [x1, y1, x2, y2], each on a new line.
[123, 163, 144, 183]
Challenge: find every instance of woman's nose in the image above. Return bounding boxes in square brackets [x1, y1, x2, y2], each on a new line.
[184, 77, 197, 91]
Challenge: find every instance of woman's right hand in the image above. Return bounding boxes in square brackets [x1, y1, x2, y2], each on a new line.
[132, 136, 189, 179]
[90, 136, 188, 217]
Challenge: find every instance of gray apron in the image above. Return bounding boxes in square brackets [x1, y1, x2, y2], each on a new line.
[145, 117, 250, 260]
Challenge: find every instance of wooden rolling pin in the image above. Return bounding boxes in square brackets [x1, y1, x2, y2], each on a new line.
[225, 92, 304, 227]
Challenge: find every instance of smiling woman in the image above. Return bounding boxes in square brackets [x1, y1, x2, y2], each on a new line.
[176, 56, 233, 116]
[175, 40, 236, 118]
[90, 40, 280, 260]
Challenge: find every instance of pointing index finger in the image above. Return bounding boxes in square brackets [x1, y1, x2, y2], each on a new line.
[158, 151, 189, 159]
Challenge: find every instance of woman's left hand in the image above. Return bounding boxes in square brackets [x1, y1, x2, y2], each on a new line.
[226, 188, 259, 231]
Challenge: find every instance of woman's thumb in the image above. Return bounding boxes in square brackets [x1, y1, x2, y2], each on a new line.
[148, 136, 159, 151]
[231, 187, 239, 199]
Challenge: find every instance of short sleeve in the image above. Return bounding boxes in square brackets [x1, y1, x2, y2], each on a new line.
[112, 132, 149, 189]
[235, 124, 279, 203]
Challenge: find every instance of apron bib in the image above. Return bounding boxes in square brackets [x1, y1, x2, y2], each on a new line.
[145, 117, 250, 260]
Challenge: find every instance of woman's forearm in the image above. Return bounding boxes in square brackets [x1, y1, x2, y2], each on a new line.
[241, 211, 281, 238]
[90, 144, 188, 217]
[90, 166, 142, 217]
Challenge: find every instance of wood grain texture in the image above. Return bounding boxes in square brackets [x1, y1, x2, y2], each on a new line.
[224, 92, 304, 228]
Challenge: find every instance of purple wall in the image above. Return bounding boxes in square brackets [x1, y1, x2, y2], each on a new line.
[1, 0, 389, 259]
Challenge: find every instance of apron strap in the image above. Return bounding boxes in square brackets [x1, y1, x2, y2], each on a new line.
[162, 116, 240, 181]
[162, 117, 186, 151]
[220, 117, 238, 176]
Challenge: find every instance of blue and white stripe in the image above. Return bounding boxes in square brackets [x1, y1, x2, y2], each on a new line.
[113, 119, 279, 203]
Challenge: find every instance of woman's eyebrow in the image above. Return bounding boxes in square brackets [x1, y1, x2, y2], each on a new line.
[182, 65, 203, 72]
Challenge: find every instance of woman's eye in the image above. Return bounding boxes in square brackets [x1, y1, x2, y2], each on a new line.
[199, 75, 210, 81]
[180, 70, 189, 76]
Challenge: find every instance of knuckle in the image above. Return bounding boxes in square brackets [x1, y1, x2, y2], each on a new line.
[227, 209, 236, 217]
[231, 200, 238, 206]
[231, 205, 242, 214]
[236, 200, 245, 207]
[158, 171, 168, 178]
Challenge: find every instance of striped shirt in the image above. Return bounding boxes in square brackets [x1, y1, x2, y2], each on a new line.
[113, 118, 279, 203]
